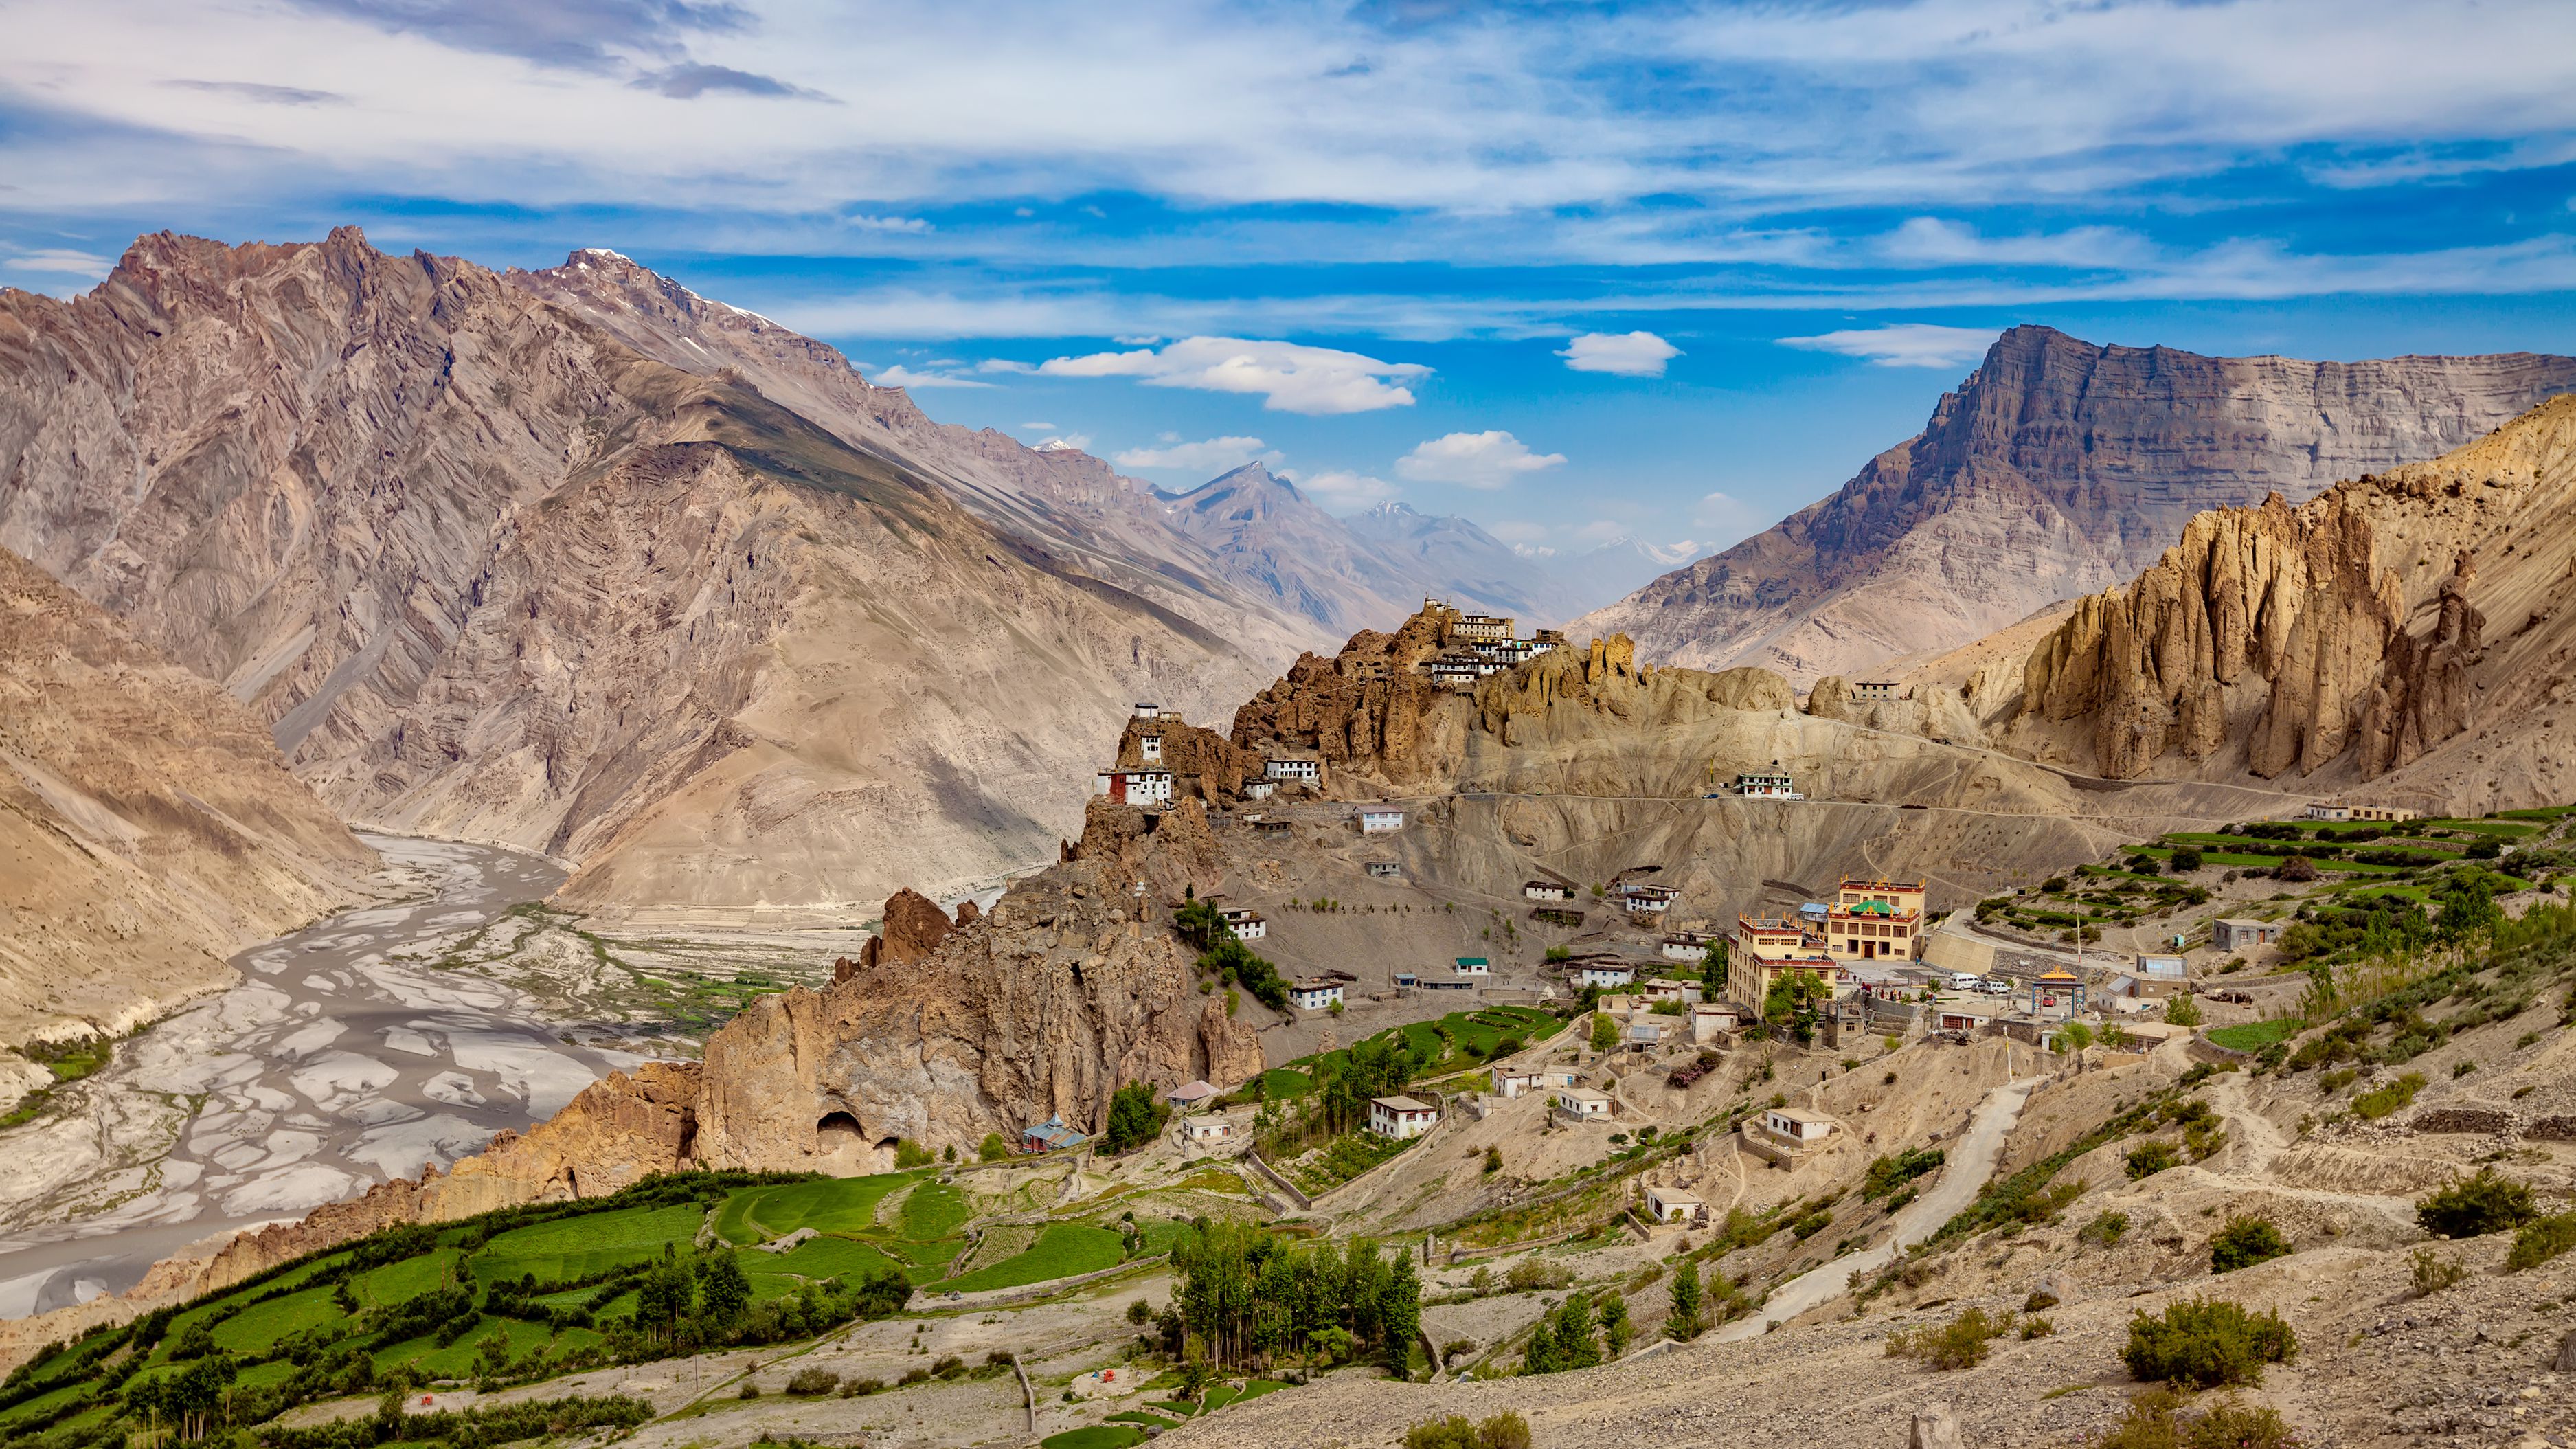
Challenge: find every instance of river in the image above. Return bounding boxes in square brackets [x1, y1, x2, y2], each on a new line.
[0, 835, 652, 1318]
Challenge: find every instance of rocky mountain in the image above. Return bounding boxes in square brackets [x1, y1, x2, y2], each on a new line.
[1536, 535, 1702, 618]
[1982, 391, 2576, 810]
[0, 229, 1309, 919]
[0, 544, 378, 1046]
[504, 249, 1332, 664]
[1576, 326, 2576, 684]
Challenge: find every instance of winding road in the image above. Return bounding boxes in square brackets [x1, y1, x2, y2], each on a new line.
[1715, 1073, 2038, 1341]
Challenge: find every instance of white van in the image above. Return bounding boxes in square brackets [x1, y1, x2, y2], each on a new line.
[1948, 972, 1982, 992]
[1979, 977, 2013, 996]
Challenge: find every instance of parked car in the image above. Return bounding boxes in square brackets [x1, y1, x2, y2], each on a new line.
[1979, 977, 2013, 995]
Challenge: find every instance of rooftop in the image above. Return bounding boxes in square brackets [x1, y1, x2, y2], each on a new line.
[1372, 1095, 1433, 1112]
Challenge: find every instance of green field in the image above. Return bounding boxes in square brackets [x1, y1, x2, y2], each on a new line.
[1256, 1067, 1314, 1099]
[897, 1180, 969, 1241]
[472, 1202, 705, 1283]
[210, 1285, 348, 1353]
[2207, 1018, 2304, 1051]
[714, 1173, 916, 1244]
[1043, 1427, 1149, 1449]
[1289, 1005, 1563, 1086]
[934, 1224, 1125, 1293]
[770, 1233, 909, 1283]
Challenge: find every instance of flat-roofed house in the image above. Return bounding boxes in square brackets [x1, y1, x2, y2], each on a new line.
[1643, 1184, 1706, 1224]
[1359, 808, 1405, 833]
[1575, 962, 1636, 989]
[1095, 769, 1175, 806]
[1555, 1086, 1614, 1119]
[1265, 756, 1320, 782]
[1495, 1066, 1544, 1098]
[1368, 1095, 1439, 1138]
[1288, 979, 1344, 1011]
[2213, 918, 2284, 951]
[1761, 1106, 1834, 1145]
[1220, 908, 1267, 940]
[1523, 880, 1574, 901]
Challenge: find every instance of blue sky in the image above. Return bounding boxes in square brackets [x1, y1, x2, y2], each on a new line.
[7, 1, 2576, 561]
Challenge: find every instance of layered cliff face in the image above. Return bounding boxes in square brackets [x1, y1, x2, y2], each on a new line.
[0, 230, 1291, 917]
[1993, 392, 2576, 804]
[1228, 607, 1467, 793]
[1575, 326, 2576, 683]
[0, 545, 378, 1046]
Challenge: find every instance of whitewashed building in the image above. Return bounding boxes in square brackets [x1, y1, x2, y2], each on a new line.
[1221, 908, 1267, 940]
[1359, 808, 1405, 833]
[1368, 1095, 1439, 1139]
[1643, 1184, 1705, 1223]
[1265, 756, 1320, 783]
[1575, 963, 1636, 989]
[1556, 1087, 1614, 1119]
[1288, 978, 1344, 1011]
[1094, 770, 1174, 805]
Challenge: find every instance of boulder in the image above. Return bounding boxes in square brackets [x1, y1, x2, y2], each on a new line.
[1908, 1401, 1962, 1449]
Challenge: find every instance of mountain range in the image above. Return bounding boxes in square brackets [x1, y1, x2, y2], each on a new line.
[1575, 326, 2576, 683]
[0, 230, 1626, 945]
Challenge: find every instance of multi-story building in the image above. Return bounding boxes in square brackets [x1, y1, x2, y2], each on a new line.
[1821, 877, 1926, 963]
[1726, 914, 1846, 1007]
[1094, 769, 1174, 805]
[1733, 761, 1802, 800]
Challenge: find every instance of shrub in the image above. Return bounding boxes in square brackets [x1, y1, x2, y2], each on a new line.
[1105, 1081, 1171, 1154]
[2505, 1212, 2576, 1271]
[2125, 1141, 2182, 1179]
[1888, 1307, 2009, 1369]
[2020, 1316, 2055, 1340]
[786, 1368, 839, 1395]
[2408, 1247, 2467, 1296]
[2352, 1072, 2425, 1121]
[2079, 1211, 2132, 1248]
[931, 1354, 964, 1380]
[2171, 849, 2205, 873]
[738, 1382, 760, 1399]
[893, 1138, 934, 1169]
[2121, 1298, 2298, 1388]
[2274, 857, 2318, 883]
[2163, 996, 2204, 1028]
[839, 1378, 883, 1397]
[2090, 1388, 2305, 1449]
[2209, 1217, 2290, 1274]
[1404, 1412, 1531, 1449]
[978, 1132, 1009, 1162]
[2415, 1169, 2537, 1238]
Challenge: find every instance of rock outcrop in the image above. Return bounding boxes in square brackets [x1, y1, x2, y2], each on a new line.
[1991, 392, 2576, 801]
[0, 544, 379, 1046]
[0, 229, 1305, 918]
[1228, 608, 1469, 792]
[1574, 326, 2576, 684]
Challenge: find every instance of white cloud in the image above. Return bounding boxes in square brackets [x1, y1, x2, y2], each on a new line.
[1778, 324, 1997, 369]
[1017, 420, 1056, 431]
[1111, 435, 1271, 471]
[872, 363, 994, 387]
[1394, 431, 1565, 489]
[845, 214, 929, 233]
[1559, 330, 1680, 377]
[1113, 335, 1164, 346]
[1287, 469, 1399, 508]
[1035, 336, 1429, 414]
[1879, 217, 2147, 268]
[1509, 542, 1559, 559]
[1, 248, 115, 278]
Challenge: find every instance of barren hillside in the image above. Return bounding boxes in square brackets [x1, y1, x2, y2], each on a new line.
[0, 544, 379, 1048]
[1577, 326, 2576, 684]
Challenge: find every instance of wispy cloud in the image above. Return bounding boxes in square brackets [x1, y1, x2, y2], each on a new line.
[1, 248, 117, 278]
[1780, 324, 1997, 369]
[1559, 330, 1680, 377]
[1038, 337, 1429, 414]
[634, 63, 832, 100]
[1285, 469, 1399, 509]
[871, 363, 991, 388]
[163, 78, 346, 105]
[1111, 435, 1271, 472]
[1395, 431, 1565, 489]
